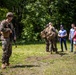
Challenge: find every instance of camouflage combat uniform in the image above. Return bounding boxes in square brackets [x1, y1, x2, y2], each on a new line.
[0, 20, 16, 65]
[45, 38, 50, 52]
[41, 24, 58, 53]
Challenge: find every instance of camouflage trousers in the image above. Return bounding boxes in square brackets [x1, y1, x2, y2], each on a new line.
[45, 38, 57, 53]
[1, 38, 12, 64]
[45, 39, 50, 52]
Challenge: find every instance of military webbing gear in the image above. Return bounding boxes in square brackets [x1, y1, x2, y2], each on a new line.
[1, 31, 10, 38]
[40, 25, 58, 53]
[0, 20, 16, 39]
[41, 26, 58, 40]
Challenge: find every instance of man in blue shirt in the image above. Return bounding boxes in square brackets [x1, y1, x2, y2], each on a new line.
[58, 25, 67, 52]
[69, 23, 75, 52]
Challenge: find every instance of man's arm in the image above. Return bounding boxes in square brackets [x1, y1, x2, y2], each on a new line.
[10, 23, 16, 40]
[64, 33, 67, 37]
[58, 34, 61, 37]
[69, 29, 71, 40]
[69, 33, 70, 39]
[13, 28, 16, 40]
[58, 31, 61, 37]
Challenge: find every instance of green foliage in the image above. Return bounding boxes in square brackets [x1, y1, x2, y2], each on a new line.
[0, 43, 76, 75]
[21, 0, 53, 41]
[0, 0, 76, 41]
[0, 8, 8, 20]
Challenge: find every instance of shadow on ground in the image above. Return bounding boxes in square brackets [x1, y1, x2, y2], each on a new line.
[10, 64, 40, 68]
[58, 51, 68, 56]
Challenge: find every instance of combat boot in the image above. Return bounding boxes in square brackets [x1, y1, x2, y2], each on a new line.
[5, 63, 10, 66]
[1, 64, 6, 69]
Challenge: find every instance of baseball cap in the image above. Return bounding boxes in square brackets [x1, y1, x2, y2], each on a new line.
[60, 25, 63, 28]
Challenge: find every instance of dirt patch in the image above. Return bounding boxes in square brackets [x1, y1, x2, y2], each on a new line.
[25, 54, 61, 62]
[0, 53, 68, 75]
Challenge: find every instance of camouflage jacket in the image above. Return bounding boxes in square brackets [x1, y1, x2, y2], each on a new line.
[41, 25, 58, 40]
[0, 20, 16, 40]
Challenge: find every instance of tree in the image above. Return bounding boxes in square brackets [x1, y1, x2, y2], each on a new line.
[0, 0, 76, 42]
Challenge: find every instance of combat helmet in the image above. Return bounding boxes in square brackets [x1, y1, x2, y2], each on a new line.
[49, 22, 53, 26]
[6, 12, 14, 18]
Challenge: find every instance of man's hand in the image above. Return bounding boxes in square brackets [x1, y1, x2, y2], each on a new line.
[7, 28, 12, 33]
[13, 36, 17, 48]
[69, 37, 70, 40]
[61, 36, 65, 38]
[10, 30, 12, 33]
[14, 36, 16, 41]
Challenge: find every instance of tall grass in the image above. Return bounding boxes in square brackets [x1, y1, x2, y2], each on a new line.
[0, 42, 76, 75]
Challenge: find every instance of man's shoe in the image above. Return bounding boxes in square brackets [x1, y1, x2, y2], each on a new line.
[5, 63, 10, 66]
[74, 52, 76, 54]
[1, 64, 6, 69]
[71, 51, 73, 52]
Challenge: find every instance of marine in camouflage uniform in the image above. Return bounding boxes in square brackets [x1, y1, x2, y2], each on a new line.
[0, 12, 16, 69]
[41, 22, 58, 53]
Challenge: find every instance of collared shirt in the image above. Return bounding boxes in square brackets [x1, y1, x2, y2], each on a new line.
[58, 29, 67, 37]
[69, 28, 75, 39]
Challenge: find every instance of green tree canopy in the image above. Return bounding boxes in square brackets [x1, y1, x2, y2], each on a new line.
[0, 0, 76, 42]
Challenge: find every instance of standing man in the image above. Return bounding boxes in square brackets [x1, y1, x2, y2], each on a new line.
[58, 25, 67, 52]
[45, 22, 54, 52]
[69, 23, 75, 52]
[0, 12, 16, 69]
[44, 22, 57, 52]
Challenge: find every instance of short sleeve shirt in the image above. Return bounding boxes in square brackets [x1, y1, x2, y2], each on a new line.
[69, 28, 75, 39]
[58, 29, 67, 37]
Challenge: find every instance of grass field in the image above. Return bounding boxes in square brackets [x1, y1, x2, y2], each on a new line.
[0, 42, 76, 75]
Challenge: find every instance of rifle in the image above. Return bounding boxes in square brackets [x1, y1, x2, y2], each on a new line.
[8, 24, 17, 48]
[13, 39, 17, 48]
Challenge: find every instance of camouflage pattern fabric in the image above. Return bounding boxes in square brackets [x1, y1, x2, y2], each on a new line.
[2, 38, 12, 64]
[41, 25, 58, 53]
[0, 20, 15, 64]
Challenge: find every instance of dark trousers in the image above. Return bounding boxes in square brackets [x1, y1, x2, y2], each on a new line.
[70, 39, 73, 52]
[60, 38, 67, 52]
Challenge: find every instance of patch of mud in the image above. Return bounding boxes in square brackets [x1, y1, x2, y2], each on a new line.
[25, 54, 61, 62]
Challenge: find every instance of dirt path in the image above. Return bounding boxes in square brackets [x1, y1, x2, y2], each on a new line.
[0, 54, 67, 75]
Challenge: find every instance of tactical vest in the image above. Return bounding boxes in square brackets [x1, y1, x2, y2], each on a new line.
[0, 21, 11, 38]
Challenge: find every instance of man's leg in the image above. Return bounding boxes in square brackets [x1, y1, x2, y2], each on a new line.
[63, 39, 67, 50]
[74, 44, 76, 54]
[50, 40, 53, 54]
[53, 40, 58, 53]
[60, 39, 63, 52]
[1, 39, 9, 69]
[6, 42, 12, 66]
[45, 39, 49, 52]
[70, 39, 73, 52]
